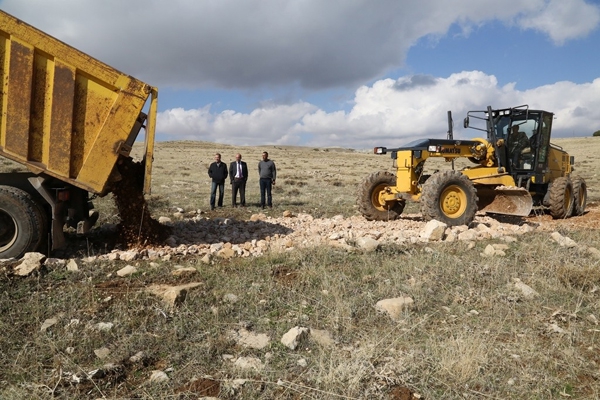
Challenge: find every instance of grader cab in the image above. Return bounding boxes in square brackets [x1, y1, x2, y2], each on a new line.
[358, 105, 587, 226]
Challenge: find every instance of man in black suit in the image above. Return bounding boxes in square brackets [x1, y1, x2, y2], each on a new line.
[229, 153, 248, 207]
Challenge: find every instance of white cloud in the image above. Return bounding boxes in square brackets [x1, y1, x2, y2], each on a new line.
[517, 0, 600, 45]
[157, 72, 600, 148]
[3, 0, 598, 88]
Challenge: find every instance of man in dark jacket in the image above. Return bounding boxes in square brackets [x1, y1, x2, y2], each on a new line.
[258, 151, 276, 209]
[229, 153, 248, 207]
[208, 153, 228, 210]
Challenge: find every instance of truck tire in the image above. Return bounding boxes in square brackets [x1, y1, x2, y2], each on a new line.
[0, 186, 45, 259]
[548, 177, 574, 219]
[357, 171, 405, 221]
[420, 170, 478, 226]
[571, 176, 587, 216]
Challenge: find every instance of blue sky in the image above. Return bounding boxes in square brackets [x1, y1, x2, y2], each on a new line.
[3, 0, 600, 148]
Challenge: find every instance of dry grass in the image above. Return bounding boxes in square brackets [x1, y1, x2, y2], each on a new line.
[1, 137, 600, 399]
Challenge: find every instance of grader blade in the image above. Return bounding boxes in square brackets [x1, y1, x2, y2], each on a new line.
[477, 186, 533, 217]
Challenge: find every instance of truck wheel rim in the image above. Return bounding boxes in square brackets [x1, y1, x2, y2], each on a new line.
[0, 210, 18, 252]
[441, 185, 466, 218]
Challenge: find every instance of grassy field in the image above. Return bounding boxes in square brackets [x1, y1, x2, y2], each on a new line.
[1, 137, 600, 399]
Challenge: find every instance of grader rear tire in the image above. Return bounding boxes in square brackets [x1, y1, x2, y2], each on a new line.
[420, 170, 478, 226]
[357, 171, 405, 221]
[548, 177, 574, 219]
[0, 186, 45, 259]
[571, 176, 587, 216]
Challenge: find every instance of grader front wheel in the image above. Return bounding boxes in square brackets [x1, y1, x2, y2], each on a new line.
[420, 170, 478, 226]
[357, 171, 405, 221]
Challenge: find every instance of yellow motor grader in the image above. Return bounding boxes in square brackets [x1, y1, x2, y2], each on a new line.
[358, 105, 587, 226]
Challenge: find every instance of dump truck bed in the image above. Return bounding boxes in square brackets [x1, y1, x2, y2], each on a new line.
[0, 10, 157, 195]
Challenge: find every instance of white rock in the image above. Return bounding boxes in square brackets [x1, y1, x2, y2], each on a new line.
[14, 252, 46, 276]
[281, 326, 310, 350]
[66, 259, 82, 271]
[420, 220, 447, 241]
[513, 278, 538, 299]
[146, 282, 202, 307]
[158, 216, 172, 224]
[550, 232, 577, 248]
[149, 370, 169, 383]
[120, 250, 139, 262]
[356, 237, 379, 252]
[40, 317, 58, 332]
[117, 265, 137, 277]
[95, 322, 114, 332]
[297, 358, 308, 367]
[234, 356, 263, 371]
[375, 297, 414, 321]
[94, 347, 111, 359]
[232, 329, 270, 349]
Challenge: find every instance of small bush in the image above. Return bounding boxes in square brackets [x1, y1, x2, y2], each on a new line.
[593, 130, 600, 137]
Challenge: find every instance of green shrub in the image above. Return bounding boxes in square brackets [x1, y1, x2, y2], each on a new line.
[593, 130, 600, 137]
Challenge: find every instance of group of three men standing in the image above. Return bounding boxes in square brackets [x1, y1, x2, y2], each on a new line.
[208, 151, 277, 210]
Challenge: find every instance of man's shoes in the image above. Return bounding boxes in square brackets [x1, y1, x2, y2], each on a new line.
[210, 206, 215, 210]
[268, 205, 273, 208]
[261, 205, 265, 209]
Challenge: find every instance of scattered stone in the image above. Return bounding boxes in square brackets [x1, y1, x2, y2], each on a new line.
[158, 216, 172, 224]
[66, 259, 82, 272]
[120, 250, 139, 262]
[40, 317, 58, 332]
[547, 323, 567, 334]
[513, 278, 538, 299]
[130, 351, 146, 363]
[283, 210, 294, 218]
[375, 297, 414, 321]
[355, 237, 379, 252]
[117, 265, 137, 277]
[172, 267, 197, 276]
[281, 326, 309, 350]
[94, 347, 111, 359]
[146, 282, 203, 307]
[14, 252, 45, 276]
[149, 370, 169, 383]
[231, 328, 270, 349]
[420, 220, 447, 241]
[201, 254, 212, 264]
[482, 244, 506, 257]
[297, 358, 308, 367]
[586, 246, 600, 259]
[234, 356, 263, 371]
[95, 322, 114, 332]
[550, 231, 577, 248]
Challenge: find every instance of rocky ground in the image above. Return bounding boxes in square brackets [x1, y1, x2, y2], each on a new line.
[67, 202, 600, 263]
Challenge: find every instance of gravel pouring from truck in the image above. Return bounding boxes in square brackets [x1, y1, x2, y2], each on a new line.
[0, 10, 158, 259]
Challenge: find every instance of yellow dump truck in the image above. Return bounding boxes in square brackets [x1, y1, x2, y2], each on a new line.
[0, 10, 158, 259]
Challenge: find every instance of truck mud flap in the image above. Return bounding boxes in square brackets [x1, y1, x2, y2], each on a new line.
[477, 186, 533, 217]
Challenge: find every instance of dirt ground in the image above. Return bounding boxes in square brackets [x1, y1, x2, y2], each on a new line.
[526, 201, 600, 231]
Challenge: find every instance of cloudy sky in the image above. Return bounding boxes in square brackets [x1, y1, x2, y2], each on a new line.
[3, 0, 600, 148]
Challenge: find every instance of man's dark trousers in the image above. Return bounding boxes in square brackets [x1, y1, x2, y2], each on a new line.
[232, 178, 246, 206]
[210, 181, 224, 209]
[259, 178, 272, 208]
